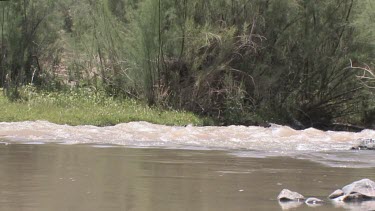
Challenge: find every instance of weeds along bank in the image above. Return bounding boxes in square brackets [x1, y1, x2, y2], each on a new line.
[0, 0, 374, 129]
[0, 87, 206, 126]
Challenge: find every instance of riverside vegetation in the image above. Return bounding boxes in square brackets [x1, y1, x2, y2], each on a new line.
[0, 0, 375, 129]
[0, 87, 205, 126]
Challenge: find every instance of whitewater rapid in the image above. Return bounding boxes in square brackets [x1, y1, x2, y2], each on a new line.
[0, 121, 374, 167]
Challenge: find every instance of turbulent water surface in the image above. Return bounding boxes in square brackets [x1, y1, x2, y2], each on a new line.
[0, 121, 374, 167]
[1, 121, 375, 211]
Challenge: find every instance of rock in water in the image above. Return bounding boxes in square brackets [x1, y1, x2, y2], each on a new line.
[351, 139, 375, 150]
[332, 200, 375, 210]
[305, 197, 324, 205]
[277, 189, 305, 202]
[328, 189, 344, 199]
[278, 201, 303, 210]
[305, 197, 324, 207]
[329, 178, 375, 202]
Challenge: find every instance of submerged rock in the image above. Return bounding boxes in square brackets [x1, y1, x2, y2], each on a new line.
[278, 200, 303, 210]
[332, 199, 375, 211]
[329, 178, 375, 202]
[279, 179, 375, 209]
[351, 139, 375, 150]
[305, 197, 324, 205]
[277, 190, 324, 209]
[277, 189, 305, 202]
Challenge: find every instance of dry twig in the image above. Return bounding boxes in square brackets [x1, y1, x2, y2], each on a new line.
[347, 59, 375, 88]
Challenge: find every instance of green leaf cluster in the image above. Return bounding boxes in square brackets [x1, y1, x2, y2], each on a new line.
[1, 0, 374, 128]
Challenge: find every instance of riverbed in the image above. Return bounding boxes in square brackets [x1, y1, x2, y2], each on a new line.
[0, 121, 375, 210]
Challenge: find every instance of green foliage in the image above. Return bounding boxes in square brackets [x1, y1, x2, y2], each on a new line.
[1, 0, 375, 128]
[0, 86, 206, 126]
[0, 0, 60, 91]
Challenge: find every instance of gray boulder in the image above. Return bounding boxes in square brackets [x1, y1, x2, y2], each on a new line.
[328, 189, 344, 199]
[351, 139, 375, 150]
[277, 189, 305, 202]
[329, 178, 375, 202]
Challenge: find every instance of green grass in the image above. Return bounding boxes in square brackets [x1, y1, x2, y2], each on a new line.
[0, 87, 207, 126]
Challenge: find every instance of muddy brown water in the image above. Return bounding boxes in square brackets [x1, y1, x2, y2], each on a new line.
[1, 121, 375, 210]
[0, 143, 374, 211]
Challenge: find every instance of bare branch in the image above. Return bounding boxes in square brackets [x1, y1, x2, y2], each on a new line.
[347, 59, 375, 88]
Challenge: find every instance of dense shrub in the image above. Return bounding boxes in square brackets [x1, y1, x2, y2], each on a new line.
[1, 0, 374, 128]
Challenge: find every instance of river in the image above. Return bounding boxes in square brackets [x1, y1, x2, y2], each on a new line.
[0, 121, 375, 210]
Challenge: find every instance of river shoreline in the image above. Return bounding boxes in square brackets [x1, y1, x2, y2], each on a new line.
[5, 87, 375, 132]
[2, 88, 374, 132]
[0, 91, 206, 127]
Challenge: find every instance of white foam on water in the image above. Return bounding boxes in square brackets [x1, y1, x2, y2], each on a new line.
[21, 141, 46, 145]
[0, 121, 374, 167]
[90, 144, 121, 148]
